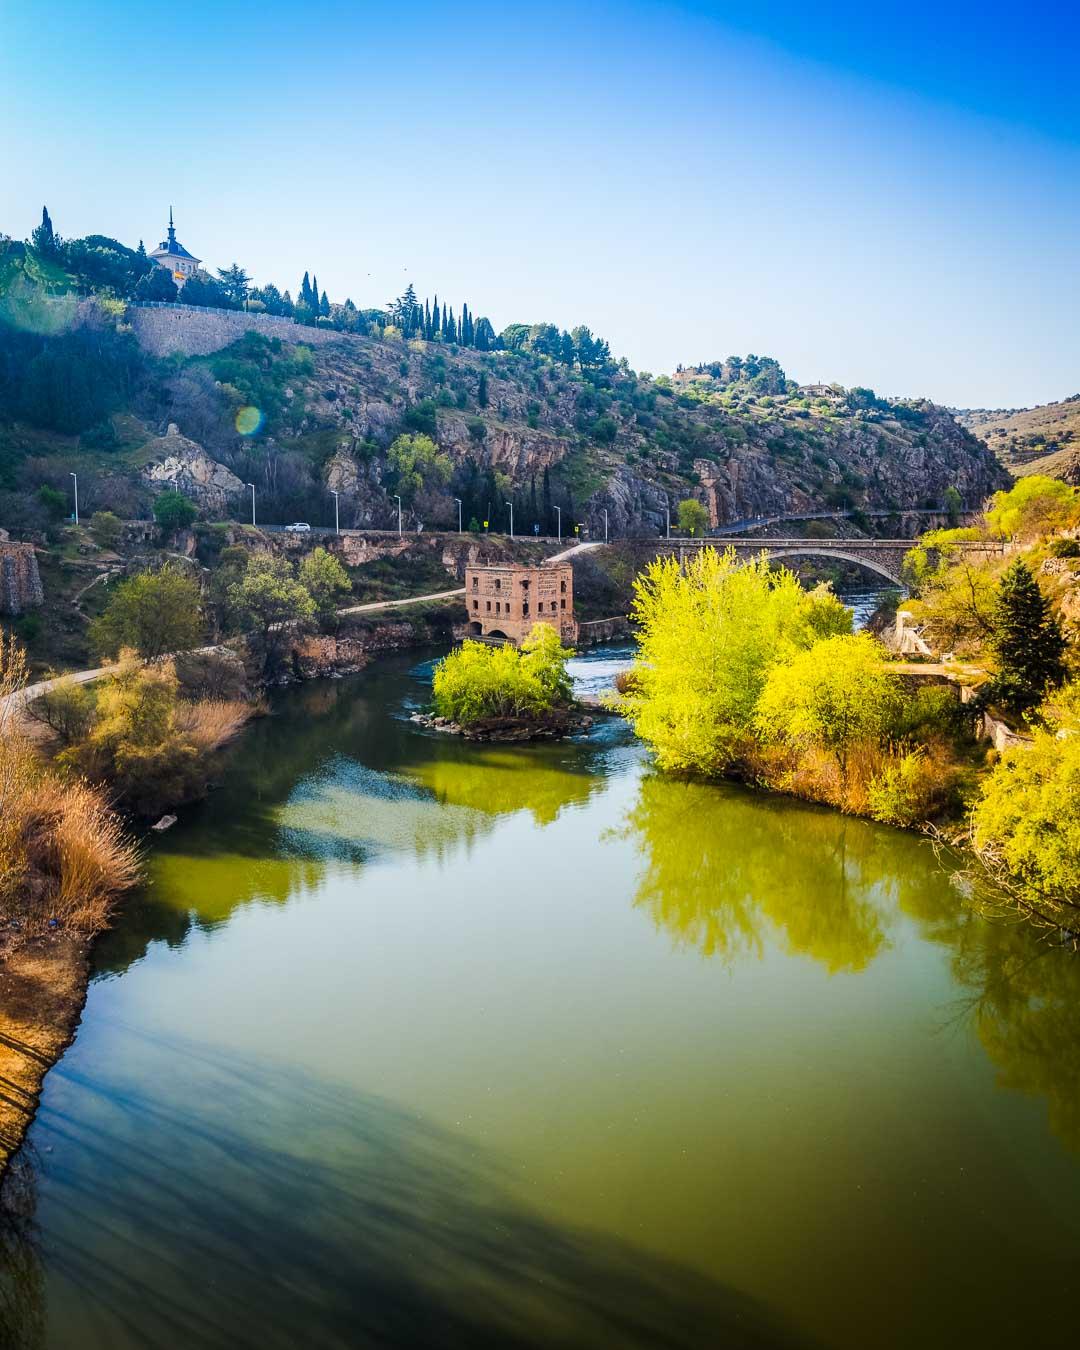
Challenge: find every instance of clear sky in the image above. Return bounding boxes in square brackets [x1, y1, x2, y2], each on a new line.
[2, 0, 1077, 407]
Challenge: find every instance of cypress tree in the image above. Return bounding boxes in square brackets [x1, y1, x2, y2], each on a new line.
[320, 289, 330, 317]
[445, 307, 456, 343]
[478, 371, 488, 408]
[300, 272, 312, 308]
[990, 558, 1066, 710]
[31, 205, 59, 257]
[311, 275, 319, 310]
[424, 299, 432, 340]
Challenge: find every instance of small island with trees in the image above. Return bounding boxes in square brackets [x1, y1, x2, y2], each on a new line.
[415, 625, 588, 741]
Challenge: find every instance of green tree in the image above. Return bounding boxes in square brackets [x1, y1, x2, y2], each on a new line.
[216, 263, 251, 305]
[37, 483, 68, 520]
[30, 205, 61, 258]
[89, 510, 122, 548]
[299, 547, 351, 622]
[943, 485, 962, 526]
[478, 371, 488, 407]
[134, 267, 178, 302]
[90, 565, 204, 660]
[755, 633, 902, 773]
[228, 554, 315, 664]
[989, 558, 1066, 710]
[619, 547, 838, 774]
[986, 476, 1079, 541]
[431, 625, 574, 726]
[972, 727, 1080, 926]
[387, 433, 452, 504]
[676, 499, 709, 537]
[153, 490, 198, 534]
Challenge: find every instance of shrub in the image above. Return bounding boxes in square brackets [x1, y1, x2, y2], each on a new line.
[89, 510, 122, 548]
[971, 730, 1080, 924]
[153, 490, 198, 533]
[1048, 537, 1080, 558]
[867, 749, 940, 826]
[431, 625, 574, 725]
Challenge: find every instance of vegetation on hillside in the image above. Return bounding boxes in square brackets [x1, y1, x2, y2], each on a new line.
[959, 394, 1080, 482]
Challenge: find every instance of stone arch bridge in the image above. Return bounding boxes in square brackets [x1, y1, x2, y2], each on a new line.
[657, 537, 1004, 587]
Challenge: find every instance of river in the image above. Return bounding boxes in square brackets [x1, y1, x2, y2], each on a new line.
[2, 644, 1079, 1349]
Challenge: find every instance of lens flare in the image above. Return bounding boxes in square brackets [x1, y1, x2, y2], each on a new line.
[235, 405, 264, 436]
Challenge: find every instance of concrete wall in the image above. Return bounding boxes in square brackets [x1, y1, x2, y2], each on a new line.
[128, 305, 347, 358]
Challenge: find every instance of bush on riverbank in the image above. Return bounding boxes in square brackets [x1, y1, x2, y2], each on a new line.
[1, 631, 139, 941]
[432, 625, 574, 726]
[618, 547, 973, 823]
[32, 651, 254, 817]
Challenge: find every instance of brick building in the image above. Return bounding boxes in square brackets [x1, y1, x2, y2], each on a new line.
[464, 562, 575, 645]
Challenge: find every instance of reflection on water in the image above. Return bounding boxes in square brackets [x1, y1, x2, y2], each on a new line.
[6, 1035, 811, 1350]
[5, 645, 1080, 1350]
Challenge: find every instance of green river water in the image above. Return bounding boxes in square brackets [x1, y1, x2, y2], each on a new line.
[2, 644, 1080, 1349]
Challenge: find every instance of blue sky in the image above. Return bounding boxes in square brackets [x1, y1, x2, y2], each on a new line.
[2, 0, 1077, 407]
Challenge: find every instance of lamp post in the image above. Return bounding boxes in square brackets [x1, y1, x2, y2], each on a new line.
[554, 505, 561, 541]
[665, 506, 670, 539]
[70, 471, 79, 527]
[454, 497, 462, 533]
[247, 483, 255, 527]
[394, 494, 402, 537]
[330, 490, 340, 536]
[603, 508, 608, 542]
[505, 500, 513, 539]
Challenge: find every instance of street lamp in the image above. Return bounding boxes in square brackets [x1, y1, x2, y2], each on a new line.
[330, 489, 340, 536]
[454, 497, 462, 533]
[603, 508, 609, 542]
[394, 494, 402, 537]
[554, 505, 561, 541]
[665, 506, 670, 539]
[70, 471, 79, 526]
[246, 483, 255, 527]
[505, 500, 514, 539]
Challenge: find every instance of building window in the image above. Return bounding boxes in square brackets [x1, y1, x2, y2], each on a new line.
[473, 600, 478, 610]
[494, 579, 501, 591]
[561, 598, 566, 609]
[472, 577, 478, 591]
[486, 601, 491, 612]
[560, 580, 567, 593]
[523, 603, 529, 616]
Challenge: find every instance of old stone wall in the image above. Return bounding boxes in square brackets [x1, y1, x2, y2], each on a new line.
[0, 542, 44, 616]
[128, 305, 347, 358]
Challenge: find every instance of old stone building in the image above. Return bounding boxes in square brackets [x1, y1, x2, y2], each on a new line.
[465, 562, 575, 645]
[0, 541, 44, 616]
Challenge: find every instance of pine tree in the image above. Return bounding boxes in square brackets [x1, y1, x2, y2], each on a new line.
[990, 558, 1066, 710]
[136, 239, 146, 257]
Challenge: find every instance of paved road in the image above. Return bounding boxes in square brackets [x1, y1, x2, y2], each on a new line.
[545, 540, 603, 562]
[1, 587, 469, 722]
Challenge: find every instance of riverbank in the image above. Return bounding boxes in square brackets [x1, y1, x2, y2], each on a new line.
[410, 705, 596, 741]
[0, 934, 90, 1179]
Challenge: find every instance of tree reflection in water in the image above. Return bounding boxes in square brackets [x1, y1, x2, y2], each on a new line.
[8, 1034, 814, 1350]
[618, 772, 1080, 1152]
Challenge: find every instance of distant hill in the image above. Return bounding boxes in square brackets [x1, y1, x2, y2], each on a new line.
[957, 395, 1080, 484]
[0, 235, 1008, 536]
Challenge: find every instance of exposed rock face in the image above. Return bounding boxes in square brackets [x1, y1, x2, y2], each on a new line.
[0, 542, 43, 615]
[141, 425, 245, 511]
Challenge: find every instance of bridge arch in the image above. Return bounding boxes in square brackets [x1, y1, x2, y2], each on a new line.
[762, 548, 904, 587]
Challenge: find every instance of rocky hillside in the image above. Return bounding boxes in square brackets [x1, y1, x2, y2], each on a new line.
[957, 395, 1080, 485]
[0, 290, 1007, 540]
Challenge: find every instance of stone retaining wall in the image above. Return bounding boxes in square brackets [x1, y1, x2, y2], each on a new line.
[0, 542, 44, 615]
[128, 305, 347, 358]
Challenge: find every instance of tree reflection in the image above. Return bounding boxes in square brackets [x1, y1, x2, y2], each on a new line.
[0, 1155, 45, 1350]
[618, 775, 894, 973]
[408, 748, 600, 825]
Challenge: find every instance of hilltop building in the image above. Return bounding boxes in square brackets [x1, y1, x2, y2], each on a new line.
[465, 562, 575, 645]
[149, 209, 201, 288]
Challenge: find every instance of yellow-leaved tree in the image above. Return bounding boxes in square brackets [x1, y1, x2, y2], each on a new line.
[619, 547, 850, 774]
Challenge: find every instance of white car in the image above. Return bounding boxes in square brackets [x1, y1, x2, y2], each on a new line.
[285, 522, 312, 533]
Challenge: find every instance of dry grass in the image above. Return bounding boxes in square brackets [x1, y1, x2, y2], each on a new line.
[1, 628, 140, 943]
[174, 697, 257, 754]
